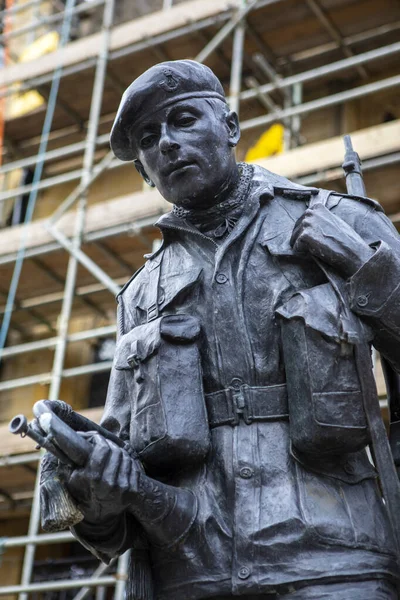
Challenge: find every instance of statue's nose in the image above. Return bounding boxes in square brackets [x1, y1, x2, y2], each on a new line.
[159, 126, 180, 154]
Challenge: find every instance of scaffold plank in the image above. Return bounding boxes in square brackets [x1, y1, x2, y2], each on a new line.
[254, 120, 400, 179]
[0, 120, 398, 261]
[0, 0, 239, 90]
[0, 189, 170, 258]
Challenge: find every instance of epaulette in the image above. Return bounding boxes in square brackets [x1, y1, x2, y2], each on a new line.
[116, 264, 146, 302]
[328, 191, 384, 213]
[273, 186, 319, 201]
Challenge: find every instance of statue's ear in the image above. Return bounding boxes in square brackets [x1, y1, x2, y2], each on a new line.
[226, 110, 241, 148]
[134, 160, 155, 187]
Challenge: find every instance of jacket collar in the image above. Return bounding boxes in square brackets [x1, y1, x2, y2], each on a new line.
[147, 164, 316, 260]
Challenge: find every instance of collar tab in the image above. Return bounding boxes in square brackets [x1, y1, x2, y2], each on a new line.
[274, 186, 319, 201]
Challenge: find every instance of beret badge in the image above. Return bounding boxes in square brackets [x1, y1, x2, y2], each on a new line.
[159, 69, 179, 92]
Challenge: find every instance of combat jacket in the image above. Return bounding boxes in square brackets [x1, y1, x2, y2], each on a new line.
[75, 165, 400, 599]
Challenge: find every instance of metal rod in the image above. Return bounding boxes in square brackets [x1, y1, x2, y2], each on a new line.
[72, 561, 115, 600]
[288, 20, 400, 64]
[49, 150, 114, 224]
[195, 0, 258, 63]
[15, 9, 115, 592]
[0, 325, 116, 359]
[3, 531, 74, 548]
[0, 0, 47, 18]
[0, 0, 106, 43]
[297, 151, 400, 186]
[0, 38, 398, 177]
[0, 6, 237, 100]
[229, 18, 245, 115]
[305, 0, 368, 80]
[46, 224, 122, 296]
[18, 453, 43, 600]
[0, 360, 112, 391]
[291, 82, 303, 148]
[0, 453, 40, 467]
[114, 551, 130, 600]
[1, 38, 398, 201]
[240, 73, 400, 131]
[0, 276, 128, 313]
[0, 578, 116, 595]
[252, 52, 290, 100]
[238, 40, 400, 103]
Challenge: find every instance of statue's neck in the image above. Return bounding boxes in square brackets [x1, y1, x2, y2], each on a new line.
[172, 163, 253, 240]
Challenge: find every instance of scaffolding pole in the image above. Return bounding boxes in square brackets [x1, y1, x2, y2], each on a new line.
[0, 39, 397, 194]
[1, 324, 116, 359]
[0, 0, 105, 44]
[0, 577, 117, 596]
[115, 551, 130, 600]
[15, 1, 116, 596]
[229, 6, 245, 116]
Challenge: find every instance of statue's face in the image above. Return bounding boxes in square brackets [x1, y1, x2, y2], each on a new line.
[131, 98, 240, 209]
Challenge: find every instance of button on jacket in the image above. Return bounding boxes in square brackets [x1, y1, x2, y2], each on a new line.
[74, 165, 400, 599]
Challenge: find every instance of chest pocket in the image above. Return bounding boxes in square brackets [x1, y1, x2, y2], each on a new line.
[277, 282, 373, 456]
[135, 250, 202, 323]
[261, 230, 325, 291]
[114, 314, 210, 471]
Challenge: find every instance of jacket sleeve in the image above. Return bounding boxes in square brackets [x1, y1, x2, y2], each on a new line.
[332, 197, 400, 372]
[71, 293, 144, 562]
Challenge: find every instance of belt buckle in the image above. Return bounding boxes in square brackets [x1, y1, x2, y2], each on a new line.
[231, 386, 252, 425]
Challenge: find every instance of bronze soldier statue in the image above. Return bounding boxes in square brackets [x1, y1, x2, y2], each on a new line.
[37, 61, 400, 598]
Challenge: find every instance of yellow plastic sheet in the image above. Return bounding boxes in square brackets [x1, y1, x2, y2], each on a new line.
[9, 31, 59, 119]
[245, 123, 284, 162]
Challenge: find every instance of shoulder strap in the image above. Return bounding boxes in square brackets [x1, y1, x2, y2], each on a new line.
[308, 188, 333, 209]
[146, 262, 161, 323]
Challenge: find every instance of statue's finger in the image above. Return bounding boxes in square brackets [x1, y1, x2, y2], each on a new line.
[101, 441, 124, 491]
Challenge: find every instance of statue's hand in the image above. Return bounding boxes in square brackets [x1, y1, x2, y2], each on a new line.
[61, 432, 140, 523]
[290, 203, 374, 277]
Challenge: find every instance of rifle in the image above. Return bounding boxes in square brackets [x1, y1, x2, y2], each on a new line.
[342, 135, 400, 555]
[9, 399, 132, 531]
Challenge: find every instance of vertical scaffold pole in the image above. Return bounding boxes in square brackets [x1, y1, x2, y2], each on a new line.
[18, 0, 116, 597]
[114, 551, 130, 600]
[49, 0, 116, 402]
[229, 4, 246, 116]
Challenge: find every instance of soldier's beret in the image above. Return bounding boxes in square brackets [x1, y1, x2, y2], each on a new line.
[110, 60, 227, 161]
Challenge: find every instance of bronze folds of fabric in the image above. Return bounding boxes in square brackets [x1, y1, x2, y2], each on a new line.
[115, 314, 210, 470]
[277, 283, 372, 456]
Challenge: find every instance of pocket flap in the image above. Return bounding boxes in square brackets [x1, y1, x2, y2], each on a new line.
[261, 229, 296, 257]
[291, 444, 377, 484]
[136, 264, 202, 312]
[160, 315, 201, 343]
[114, 319, 162, 370]
[276, 283, 373, 343]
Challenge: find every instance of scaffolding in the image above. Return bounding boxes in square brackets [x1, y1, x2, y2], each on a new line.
[0, 0, 399, 595]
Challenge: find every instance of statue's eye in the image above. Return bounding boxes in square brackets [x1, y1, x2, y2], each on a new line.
[140, 133, 156, 149]
[175, 115, 196, 127]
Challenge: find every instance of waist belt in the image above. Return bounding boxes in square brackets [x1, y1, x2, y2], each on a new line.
[205, 383, 288, 428]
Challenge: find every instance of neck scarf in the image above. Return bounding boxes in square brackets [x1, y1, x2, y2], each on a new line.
[172, 163, 254, 239]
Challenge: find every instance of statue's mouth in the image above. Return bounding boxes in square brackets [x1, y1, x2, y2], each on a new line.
[165, 160, 195, 176]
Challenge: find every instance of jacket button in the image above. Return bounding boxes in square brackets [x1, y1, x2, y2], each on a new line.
[343, 461, 355, 475]
[238, 566, 251, 579]
[356, 295, 369, 307]
[231, 377, 243, 390]
[239, 467, 254, 479]
[158, 288, 165, 304]
[215, 273, 228, 284]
